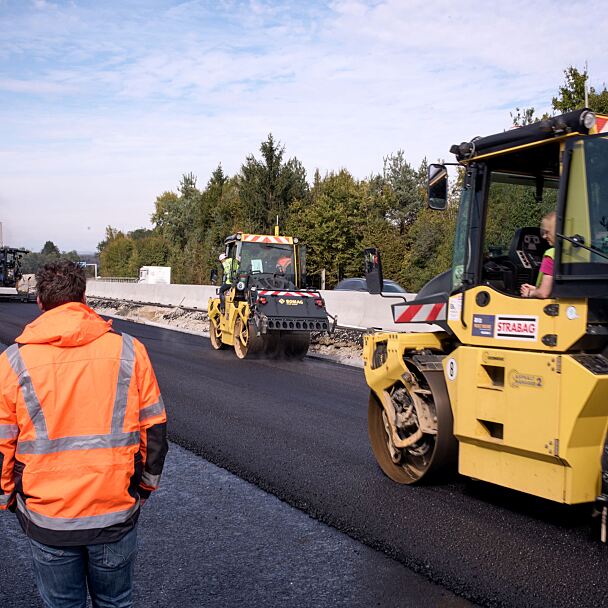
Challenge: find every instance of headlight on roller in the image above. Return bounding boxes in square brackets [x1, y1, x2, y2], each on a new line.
[581, 110, 596, 130]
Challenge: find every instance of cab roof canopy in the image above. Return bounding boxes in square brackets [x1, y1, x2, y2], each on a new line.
[224, 232, 294, 246]
[450, 108, 597, 179]
[0, 247, 29, 255]
[485, 139, 561, 181]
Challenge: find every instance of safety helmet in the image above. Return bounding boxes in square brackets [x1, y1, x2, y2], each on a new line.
[219, 253, 227, 261]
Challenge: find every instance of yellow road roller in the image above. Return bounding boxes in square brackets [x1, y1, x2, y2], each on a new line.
[208, 231, 332, 359]
[364, 109, 608, 534]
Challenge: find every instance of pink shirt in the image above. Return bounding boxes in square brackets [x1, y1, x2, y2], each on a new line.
[539, 255, 554, 276]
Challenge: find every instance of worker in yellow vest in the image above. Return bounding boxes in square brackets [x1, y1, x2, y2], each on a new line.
[218, 252, 238, 313]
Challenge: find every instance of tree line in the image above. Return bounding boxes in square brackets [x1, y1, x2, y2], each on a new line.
[99, 140, 441, 290]
[97, 66, 607, 292]
[20, 241, 80, 273]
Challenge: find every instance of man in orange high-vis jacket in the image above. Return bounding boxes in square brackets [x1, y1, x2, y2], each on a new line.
[0, 260, 168, 608]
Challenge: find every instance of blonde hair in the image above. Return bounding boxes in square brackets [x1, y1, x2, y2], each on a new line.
[542, 211, 556, 236]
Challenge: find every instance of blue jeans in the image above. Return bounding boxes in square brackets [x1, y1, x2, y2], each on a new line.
[29, 525, 138, 608]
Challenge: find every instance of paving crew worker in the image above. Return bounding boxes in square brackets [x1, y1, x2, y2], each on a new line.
[218, 252, 238, 313]
[0, 259, 168, 608]
[520, 210, 556, 299]
[276, 255, 292, 274]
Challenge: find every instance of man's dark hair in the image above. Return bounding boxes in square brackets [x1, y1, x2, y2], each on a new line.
[36, 260, 86, 310]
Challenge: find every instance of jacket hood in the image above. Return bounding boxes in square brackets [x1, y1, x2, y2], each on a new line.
[16, 302, 113, 347]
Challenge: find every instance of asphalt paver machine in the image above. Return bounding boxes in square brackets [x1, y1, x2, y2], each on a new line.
[364, 109, 608, 537]
[208, 231, 333, 359]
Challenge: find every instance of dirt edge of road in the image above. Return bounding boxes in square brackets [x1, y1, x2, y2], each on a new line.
[88, 297, 365, 368]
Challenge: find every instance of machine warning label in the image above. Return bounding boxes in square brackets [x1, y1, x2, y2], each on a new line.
[472, 314, 495, 337]
[448, 294, 462, 321]
[495, 315, 538, 341]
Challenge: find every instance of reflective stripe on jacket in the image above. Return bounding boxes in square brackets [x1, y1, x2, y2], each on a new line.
[0, 302, 168, 546]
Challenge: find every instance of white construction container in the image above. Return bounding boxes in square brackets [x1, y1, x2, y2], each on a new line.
[138, 266, 171, 284]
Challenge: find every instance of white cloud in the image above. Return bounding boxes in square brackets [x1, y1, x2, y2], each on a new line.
[0, 0, 607, 250]
[32, 0, 57, 9]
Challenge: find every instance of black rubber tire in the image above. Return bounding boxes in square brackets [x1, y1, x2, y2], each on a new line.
[367, 374, 457, 485]
[209, 317, 226, 350]
[233, 318, 265, 359]
[368, 391, 420, 484]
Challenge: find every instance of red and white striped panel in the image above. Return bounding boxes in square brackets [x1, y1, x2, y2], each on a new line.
[259, 290, 318, 298]
[242, 234, 293, 244]
[393, 302, 447, 323]
[595, 116, 608, 134]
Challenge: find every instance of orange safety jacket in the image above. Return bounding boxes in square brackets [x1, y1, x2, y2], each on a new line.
[0, 302, 168, 546]
[276, 256, 292, 271]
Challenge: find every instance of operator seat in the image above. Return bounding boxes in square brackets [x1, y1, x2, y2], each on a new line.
[508, 227, 549, 291]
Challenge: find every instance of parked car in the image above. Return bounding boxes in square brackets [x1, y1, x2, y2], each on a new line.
[334, 277, 407, 293]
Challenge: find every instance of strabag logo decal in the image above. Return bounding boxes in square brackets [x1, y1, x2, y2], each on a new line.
[495, 315, 538, 341]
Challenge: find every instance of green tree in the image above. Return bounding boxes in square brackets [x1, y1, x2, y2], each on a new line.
[127, 236, 170, 275]
[62, 250, 80, 264]
[150, 192, 180, 233]
[287, 170, 366, 287]
[98, 229, 134, 277]
[239, 134, 308, 233]
[382, 152, 427, 234]
[128, 228, 155, 241]
[152, 175, 201, 250]
[552, 66, 588, 112]
[21, 244, 81, 274]
[484, 183, 555, 256]
[149, 178, 200, 283]
[399, 205, 457, 292]
[552, 66, 608, 114]
[195, 169, 246, 284]
[41, 241, 60, 256]
[97, 226, 122, 254]
[510, 107, 538, 126]
[398, 167, 464, 292]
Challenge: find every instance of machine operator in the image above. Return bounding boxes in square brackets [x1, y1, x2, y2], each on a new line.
[218, 252, 239, 313]
[520, 211, 555, 299]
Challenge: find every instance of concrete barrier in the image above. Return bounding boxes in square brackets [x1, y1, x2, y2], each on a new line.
[86, 280, 436, 333]
[87, 281, 215, 309]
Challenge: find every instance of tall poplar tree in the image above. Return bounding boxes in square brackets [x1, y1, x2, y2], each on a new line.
[239, 134, 308, 232]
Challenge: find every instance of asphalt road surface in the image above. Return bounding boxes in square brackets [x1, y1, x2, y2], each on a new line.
[1, 441, 468, 608]
[1, 301, 608, 607]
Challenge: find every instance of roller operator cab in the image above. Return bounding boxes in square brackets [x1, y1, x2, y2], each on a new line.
[208, 232, 333, 359]
[364, 110, 608, 534]
[0, 247, 30, 300]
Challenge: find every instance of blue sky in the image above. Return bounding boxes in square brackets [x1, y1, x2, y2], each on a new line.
[1, 0, 607, 252]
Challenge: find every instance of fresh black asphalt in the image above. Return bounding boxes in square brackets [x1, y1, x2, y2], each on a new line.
[0, 303, 470, 607]
[0, 440, 468, 607]
[2, 301, 608, 607]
